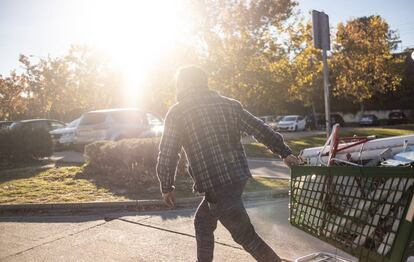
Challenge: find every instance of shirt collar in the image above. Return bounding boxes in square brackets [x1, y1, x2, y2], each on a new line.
[177, 88, 217, 102]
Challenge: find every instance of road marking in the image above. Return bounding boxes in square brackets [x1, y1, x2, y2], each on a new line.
[117, 217, 242, 250]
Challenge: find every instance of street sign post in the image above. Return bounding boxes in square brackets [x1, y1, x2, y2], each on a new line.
[312, 10, 331, 136]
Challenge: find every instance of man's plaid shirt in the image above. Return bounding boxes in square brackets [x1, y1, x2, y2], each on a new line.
[156, 89, 292, 193]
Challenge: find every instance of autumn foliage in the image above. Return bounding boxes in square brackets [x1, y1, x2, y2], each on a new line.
[0, 2, 409, 121]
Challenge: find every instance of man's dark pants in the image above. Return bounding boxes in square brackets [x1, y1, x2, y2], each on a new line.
[194, 180, 281, 262]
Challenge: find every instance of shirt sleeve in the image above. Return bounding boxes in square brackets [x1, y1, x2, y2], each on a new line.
[239, 105, 292, 159]
[156, 107, 182, 193]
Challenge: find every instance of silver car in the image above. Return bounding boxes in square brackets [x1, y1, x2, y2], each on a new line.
[50, 118, 81, 146]
[74, 108, 163, 145]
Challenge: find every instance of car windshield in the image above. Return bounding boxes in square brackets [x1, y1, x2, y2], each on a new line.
[80, 113, 107, 125]
[282, 116, 297, 121]
[361, 115, 376, 120]
[9, 122, 21, 129]
[110, 111, 146, 125]
[389, 112, 402, 117]
[67, 118, 80, 128]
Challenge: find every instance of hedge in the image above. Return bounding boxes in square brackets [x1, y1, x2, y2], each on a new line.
[0, 128, 53, 165]
[83, 138, 189, 189]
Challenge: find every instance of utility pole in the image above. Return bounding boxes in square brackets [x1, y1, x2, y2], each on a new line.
[312, 10, 331, 136]
[322, 48, 330, 136]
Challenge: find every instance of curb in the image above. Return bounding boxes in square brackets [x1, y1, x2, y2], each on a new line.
[0, 189, 289, 216]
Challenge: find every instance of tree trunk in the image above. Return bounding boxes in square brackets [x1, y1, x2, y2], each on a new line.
[360, 103, 365, 117]
[312, 102, 319, 130]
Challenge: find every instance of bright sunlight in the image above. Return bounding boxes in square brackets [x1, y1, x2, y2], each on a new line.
[69, 0, 190, 106]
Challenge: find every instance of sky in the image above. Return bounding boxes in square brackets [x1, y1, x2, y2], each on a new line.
[298, 0, 414, 48]
[0, 0, 413, 76]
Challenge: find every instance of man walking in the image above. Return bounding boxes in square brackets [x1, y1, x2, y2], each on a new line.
[156, 66, 299, 262]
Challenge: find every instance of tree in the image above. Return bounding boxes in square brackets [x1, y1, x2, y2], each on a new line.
[331, 16, 403, 110]
[19, 54, 73, 119]
[191, 0, 297, 115]
[140, 43, 201, 115]
[17, 45, 123, 121]
[0, 72, 28, 120]
[285, 20, 324, 115]
[64, 45, 123, 114]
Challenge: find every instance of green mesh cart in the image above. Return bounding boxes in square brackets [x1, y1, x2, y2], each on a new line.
[290, 166, 414, 262]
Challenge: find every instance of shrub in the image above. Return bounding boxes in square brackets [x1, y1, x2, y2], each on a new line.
[84, 138, 189, 189]
[0, 128, 53, 164]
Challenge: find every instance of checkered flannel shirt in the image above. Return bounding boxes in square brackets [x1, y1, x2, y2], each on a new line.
[156, 90, 292, 193]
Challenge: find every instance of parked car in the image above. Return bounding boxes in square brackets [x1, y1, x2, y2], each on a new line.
[388, 111, 407, 125]
[318, 113, 345, 128]
[74, 108, 164, 145]
[259, 115, 278, 129]
[10, 119, 66, 132]
[273, 115, 285, 130]
[359, 114, 379, 126]
[50, 118, 81, 147]
[10, 119, 67, 147]
[277, 115, 306, 131]
[0, 121, 13, 129]
[275, 115, 285, 123]
[305, 114, 320, 130]
[304, 113, 345, 130]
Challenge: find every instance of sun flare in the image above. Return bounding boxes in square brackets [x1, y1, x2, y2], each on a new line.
[71, 0, 188, 106]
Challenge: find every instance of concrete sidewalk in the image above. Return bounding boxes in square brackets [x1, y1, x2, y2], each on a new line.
[52, 150, 85, 164]
[248, 158, 289, 179]
[0, 199, 355, 262]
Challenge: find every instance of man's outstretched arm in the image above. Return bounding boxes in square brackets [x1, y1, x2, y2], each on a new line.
[156, 108, 182, 206]
[239, 106, 298, 166]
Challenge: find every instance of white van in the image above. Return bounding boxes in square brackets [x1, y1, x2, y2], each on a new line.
[74, 108, 163, 145]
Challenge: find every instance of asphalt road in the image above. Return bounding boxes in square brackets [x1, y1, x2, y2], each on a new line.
[0, 198, 355, 261]
[54, 129, 325, 164]
[248, 158, 290, 179]
[53, 151, 291, 179]
[241, 130, 325, 144]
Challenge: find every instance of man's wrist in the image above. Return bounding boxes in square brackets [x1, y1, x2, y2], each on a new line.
[280, 146, 293, 159]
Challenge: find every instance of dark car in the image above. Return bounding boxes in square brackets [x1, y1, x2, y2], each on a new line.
[10, 119, 67, 147]
[0, 121, 13, 129]
[331, 114, 345, 127]
[359, 114, 379, 126]
[307, 113, 345, 130]
[305, 114, 320, 130]
[10, 119, 66, 132]
[388, 111, 407, 125]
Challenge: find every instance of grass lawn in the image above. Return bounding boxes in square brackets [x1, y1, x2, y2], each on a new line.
[0, 166, 288, 204]
[245, 125, 414, 158]
[0, 166, 122, 204]
[243, 143, 277, 158]
[245, 177, 289, 192]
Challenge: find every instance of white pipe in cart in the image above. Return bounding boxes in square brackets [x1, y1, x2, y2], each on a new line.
[299, 135, 414, 166]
